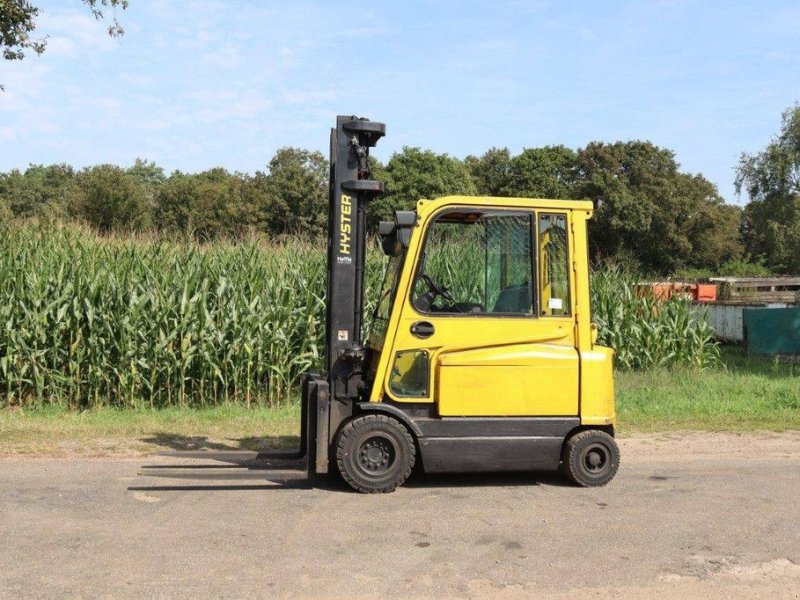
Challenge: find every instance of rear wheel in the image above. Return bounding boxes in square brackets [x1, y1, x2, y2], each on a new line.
[335, 414, 416, 493]
[561, 429, 620, 487]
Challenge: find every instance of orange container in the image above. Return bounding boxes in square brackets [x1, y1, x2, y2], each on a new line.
[650, 283, 672, 300]
[637, 282, 717, 303]
[695, 283, 717, 302]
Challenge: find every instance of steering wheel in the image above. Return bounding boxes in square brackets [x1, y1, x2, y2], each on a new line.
[420, 273, 457, 304]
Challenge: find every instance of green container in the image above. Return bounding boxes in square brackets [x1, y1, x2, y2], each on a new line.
[743, 307, 800, 355]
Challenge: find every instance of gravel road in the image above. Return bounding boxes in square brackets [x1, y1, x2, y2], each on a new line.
[1, 432, 799, 598]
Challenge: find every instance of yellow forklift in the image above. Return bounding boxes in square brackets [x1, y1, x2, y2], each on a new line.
[148, 115, 619, 493]
[299, 115, 619, 493]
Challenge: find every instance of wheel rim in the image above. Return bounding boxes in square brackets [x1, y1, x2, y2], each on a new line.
[356, 435, 396, 477]
[581, 442, 610, 476]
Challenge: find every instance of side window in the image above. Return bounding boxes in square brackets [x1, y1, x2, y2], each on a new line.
[486, 214, 534, 314]
[538, 213, 571, 317]
[389, 350, 429, 397]
[412, 210, 534, 316]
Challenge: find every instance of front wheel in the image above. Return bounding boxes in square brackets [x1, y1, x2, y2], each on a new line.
[335, 414, 416, 493]
[561, 429, 620, 487]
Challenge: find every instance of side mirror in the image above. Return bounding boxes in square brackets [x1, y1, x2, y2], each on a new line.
[379, 211, 416, 255]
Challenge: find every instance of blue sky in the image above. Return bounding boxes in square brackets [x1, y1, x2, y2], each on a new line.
[1, 0, 798, 204]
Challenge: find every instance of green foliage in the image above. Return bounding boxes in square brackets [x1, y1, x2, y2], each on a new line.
[0, 196, 11, 223]
[736, 104, 800, 274]
[466, 145, 580, 199]
[0, 222, 386, 409]
[260, 147, 328, 235]
[465, 142, 744, 275]
[0, 1, 45, 62]
[81, 0, 129, 38]
[509, 145, 579, 199]
[717, 258, 772, 278]
[150, 148, 326, 241]
[67, 164, 151, 232]
[369, 147, 477, 228]
[465, 147, 513, 196]
[0, 222, 725, 409]
[671, 266, 714, 281]
[0, 138, 753, 275]
[578, 141, 743, 274]
[0, 163, 74, 218]
[154, 168, 257, 241]
[127, 158, 166, 200]
[1, 0, 128, 90]
[591, 264, 720, 370]
[674, 175, 744, 270]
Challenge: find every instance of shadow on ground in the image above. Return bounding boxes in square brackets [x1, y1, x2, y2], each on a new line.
[131, 453, 573, 495]
[133, 431, 576, 494]
[407, 470, 572, 489]
[139, 432, 298, 453]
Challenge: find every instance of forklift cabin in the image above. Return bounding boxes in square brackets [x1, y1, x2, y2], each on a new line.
[300, 116, 619, 493]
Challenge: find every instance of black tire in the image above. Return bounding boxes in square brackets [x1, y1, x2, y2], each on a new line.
[561, 429, 620, 487]
[335, 414, 416, 494]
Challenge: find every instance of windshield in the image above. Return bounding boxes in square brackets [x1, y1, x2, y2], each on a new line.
[367, 251, 405, 348]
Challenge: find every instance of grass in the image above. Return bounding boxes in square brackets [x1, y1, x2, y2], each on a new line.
[617, 346, 800, 432]
[1, 347, 798, 456]
[0, 403, 301, 456]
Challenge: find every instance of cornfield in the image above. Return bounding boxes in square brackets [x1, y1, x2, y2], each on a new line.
[0, 224, 719, 410]
[0, 223, 381, 409]
[591, 264, 720, 369]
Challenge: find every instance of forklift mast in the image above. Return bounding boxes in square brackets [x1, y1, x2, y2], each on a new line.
[299, 116, 386, 476]
[325, 116, 386, 400]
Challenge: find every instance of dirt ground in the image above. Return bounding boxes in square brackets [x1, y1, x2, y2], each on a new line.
[1, 432, 800, 599]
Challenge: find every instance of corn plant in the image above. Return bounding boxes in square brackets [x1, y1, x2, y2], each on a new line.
[0, 223, 383, 409]
[591, 264, 720, 369]
[0, 224, 721, 410]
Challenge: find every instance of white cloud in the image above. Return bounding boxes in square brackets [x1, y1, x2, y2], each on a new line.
[36, 10, 118, 56]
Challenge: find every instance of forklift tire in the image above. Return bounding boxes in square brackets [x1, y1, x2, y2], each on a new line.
[561, 429, 620, 487]
[335, 414, 416, 494]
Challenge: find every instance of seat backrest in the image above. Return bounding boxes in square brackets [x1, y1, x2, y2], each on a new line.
[492, 282, 532, 313]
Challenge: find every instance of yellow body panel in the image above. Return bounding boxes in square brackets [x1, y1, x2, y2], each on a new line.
[438, 343, 578, 416]
[579, 346, 616, 425]
[390, 313, 574, 406]
[368, 195, 615, 428]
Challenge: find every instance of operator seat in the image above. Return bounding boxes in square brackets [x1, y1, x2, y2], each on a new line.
[492, 282, 532, 313]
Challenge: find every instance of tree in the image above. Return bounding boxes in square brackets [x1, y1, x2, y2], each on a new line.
[1, 0, 127, 89]
[576, 141, 741, 274]
[467, 145, 581, 199]
[67, 164, 150, 232]
[0, 195, 10, 224]
[736, 104, 800, 274]
[127, 158, 166, 192]
[152, 172, 197, 237]
[261, 147, 328, 236]
[127, 158, 165, 217]
[508, 145, 579, 199]
[675, 174, 743, 270]
[369, 147, 477, 229]
[1, 0, 127, 60]
[1, 1, 45, 61]
[465, 147, 512, 196]
[0, 163, 74, 218]
[154, 169, 256, 241]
